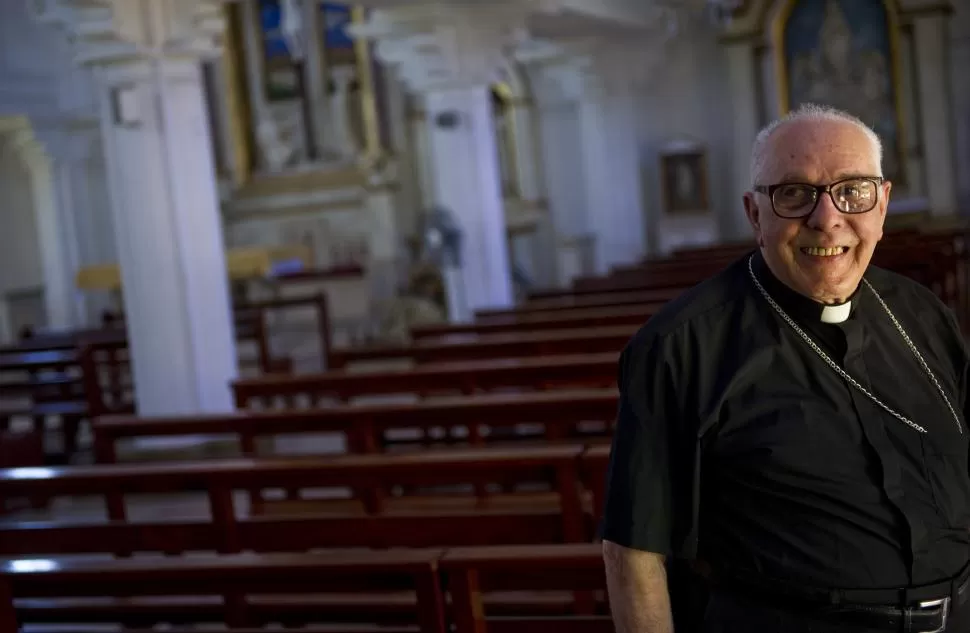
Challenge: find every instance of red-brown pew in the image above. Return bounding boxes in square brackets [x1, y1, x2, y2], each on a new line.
[232, 353, 617, 406]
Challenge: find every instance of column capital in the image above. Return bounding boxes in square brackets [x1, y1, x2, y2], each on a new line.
[516, 34, 672, 99]
[350, 4, 532, 93]
[0, 116, 51, 171]
[29, 0, 225, 67]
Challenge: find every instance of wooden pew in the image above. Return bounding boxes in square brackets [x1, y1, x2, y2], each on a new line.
[476, 290, 678, 319]
[232, 353, 617, 406]
[443, 543, 609, 633]
[584, 256, 737, 290]
[582, 442, 611, 528]
[0, 444, 591, 558]
[0, 549, 449, 632]
[94, 388, 620, 464]
[0, 429, 45, 513]
[104, 292, 332, 374]
[0, 329, 130, 463]
[237, 293, 333, 371]
[329, 326, 636, 369]
[1, 544, 610, 632]
[530, 263, 721, 299]
[411, 304, 657, 340]
[541, 228, 970, 325]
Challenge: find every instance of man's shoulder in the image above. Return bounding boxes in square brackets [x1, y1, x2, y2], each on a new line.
[865, 263, 953, 317]
[626, 253, 753, 351]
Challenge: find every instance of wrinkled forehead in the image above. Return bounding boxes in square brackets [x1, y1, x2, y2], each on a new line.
[762, 120, 880, 183]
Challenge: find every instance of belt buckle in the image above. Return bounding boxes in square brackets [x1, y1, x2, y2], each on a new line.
[916, 596, 951, 633]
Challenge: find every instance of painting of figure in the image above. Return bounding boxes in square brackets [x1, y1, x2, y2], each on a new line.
[660, 150, 709, 215]
[780, 0, 903, 182]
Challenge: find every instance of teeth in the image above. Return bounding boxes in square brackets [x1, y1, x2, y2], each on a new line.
[802, 247, 845, 257]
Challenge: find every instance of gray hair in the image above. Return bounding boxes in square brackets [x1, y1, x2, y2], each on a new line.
[749, 103, 884, 188]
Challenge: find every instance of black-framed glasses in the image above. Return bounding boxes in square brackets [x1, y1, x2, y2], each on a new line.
[754, 177, 885, 218]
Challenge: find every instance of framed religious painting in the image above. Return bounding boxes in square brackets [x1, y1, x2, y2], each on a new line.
[773, 0, 906, 184]
[659, 144, 710, 215]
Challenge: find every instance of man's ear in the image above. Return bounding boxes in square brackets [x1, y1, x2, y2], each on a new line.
[879, 180, 892, 219]
[743, 192, 763, 245]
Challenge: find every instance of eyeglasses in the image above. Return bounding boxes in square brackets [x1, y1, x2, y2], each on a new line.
[754, 177, 885, 219]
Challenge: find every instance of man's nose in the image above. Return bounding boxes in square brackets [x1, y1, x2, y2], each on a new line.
[805, 191, 845, 231]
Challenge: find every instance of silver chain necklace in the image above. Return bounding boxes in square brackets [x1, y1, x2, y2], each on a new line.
[747, 255, 963, 436]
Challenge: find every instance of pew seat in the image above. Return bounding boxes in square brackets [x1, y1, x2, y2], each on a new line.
[443, 543, 610, 633]
[2, 544, 608, 632]
[1, 549, 449, 632]
[13, 590, 592, 628]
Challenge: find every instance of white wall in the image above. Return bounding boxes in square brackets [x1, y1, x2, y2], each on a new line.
[637, 31, 733, 255]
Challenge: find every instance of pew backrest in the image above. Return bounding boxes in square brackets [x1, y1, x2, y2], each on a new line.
[96, 388, 619, 460]
[232, 353, 618, 406]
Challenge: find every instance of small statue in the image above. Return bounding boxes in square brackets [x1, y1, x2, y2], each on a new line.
[279, 0, 306, 62]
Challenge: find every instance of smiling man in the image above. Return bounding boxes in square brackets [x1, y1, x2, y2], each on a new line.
[600, 103, 970, 633]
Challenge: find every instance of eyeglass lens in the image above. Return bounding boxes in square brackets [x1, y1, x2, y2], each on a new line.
[773, 179, 878, 217]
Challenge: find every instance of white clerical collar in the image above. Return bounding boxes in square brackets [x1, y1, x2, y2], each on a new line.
[751, 250, 861, 324]
[820, 301, 852, 324]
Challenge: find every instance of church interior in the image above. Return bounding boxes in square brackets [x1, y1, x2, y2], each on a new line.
[0, 0, 967, 629]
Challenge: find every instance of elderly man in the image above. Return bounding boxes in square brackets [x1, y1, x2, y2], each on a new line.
[600, 103, 970, 633]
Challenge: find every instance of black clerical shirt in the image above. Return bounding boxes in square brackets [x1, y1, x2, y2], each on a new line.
[601, 249, 970, 590]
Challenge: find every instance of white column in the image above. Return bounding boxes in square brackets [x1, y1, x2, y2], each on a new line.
[575, 56, 646, 274]
[602, 80, 645, 270]
[51, 157, 86, 325]
[367, 173, 403, 303]
[32, 146, 76, 331]
[913, 11, 958, 216]
[725, 41, 761, 238]
[425, 86, 513, 317]
[47, 0, 239, 416]
[507, 99, 543, 202]
[302, 0, 329, 159]
[94, 58, 237, 415]
[239, 0, 267, 154]
[59, 123, 116, 325]
[410, 96, 435, 212]
[329, 65, 360, 158]
[2, 119, 77, 331]
[528, 58, 589, 287]
[355, 5, 527, 318]
[506, 93, 555, 288]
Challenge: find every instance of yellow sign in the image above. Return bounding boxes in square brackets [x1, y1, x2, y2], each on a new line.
[75, 245, 313, 291]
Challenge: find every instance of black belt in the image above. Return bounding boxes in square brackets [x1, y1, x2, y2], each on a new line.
[712, 561, 970, 632]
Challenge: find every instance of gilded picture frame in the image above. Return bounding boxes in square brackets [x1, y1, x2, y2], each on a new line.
[772, 0, 907, 185]
[659, 145, 710, 215]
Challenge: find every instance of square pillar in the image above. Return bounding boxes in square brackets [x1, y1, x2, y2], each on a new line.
[425, 86, 514, 318]
[95, 58, 238, 415]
